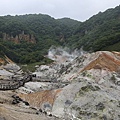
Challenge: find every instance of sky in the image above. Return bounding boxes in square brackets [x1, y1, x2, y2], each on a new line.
[0, 0, 120, 21]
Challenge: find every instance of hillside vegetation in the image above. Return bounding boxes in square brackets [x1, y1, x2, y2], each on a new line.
[0, 5, 120, 63]
[67, 5, 120, 51]
[0, 14, 80, 63]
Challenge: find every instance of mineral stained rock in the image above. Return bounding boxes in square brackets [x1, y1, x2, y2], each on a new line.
[16, 51, 120, 120]
[0, 51, 120, 120]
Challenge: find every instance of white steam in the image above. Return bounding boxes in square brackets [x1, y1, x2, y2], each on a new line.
[47, 46, 86, 63]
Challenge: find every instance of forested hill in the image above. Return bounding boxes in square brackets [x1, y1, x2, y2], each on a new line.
[67, 5, 120, 51]
[0, 14, 80, 64]
[0, 5, 120, 64]
[0, 14, 80, 42]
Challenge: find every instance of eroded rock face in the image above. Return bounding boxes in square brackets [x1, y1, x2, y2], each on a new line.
[0, 90, 62, 120]
[0, 55, 14, 65]
[0, 56, 22, 80]
[52, 78, 120, 119]
[2, 32, 36, 44]
[81, 51, 120, 72]
[33, 51, 120, 82]
[1, 51, 120, 120]
[17, 51, 120, 119]
[0, 58, 6, 65]
[18, 89, 62, 113]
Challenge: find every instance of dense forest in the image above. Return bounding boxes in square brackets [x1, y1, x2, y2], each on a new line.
[67, 5, 120, 51]
[0, 14, 80, 64]
[0, 5, 120, 64]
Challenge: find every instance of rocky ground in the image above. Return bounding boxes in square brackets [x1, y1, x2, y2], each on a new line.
[0, 50, 120, 120]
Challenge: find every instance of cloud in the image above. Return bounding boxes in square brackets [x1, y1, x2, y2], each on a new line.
[0, 0, 119, 21]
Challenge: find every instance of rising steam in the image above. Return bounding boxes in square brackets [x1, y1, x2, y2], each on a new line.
[47, 46, 86, 63]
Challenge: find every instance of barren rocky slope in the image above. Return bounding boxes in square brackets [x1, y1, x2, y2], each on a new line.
[17, 51, 120, 120]
[0, 56, 61, 120]
[0, 51, 120, 120]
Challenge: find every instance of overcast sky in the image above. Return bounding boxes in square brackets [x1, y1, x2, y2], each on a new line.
[0, 0, 119, 21]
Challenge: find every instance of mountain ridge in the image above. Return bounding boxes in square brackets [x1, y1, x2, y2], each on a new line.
[0, 5, 120, 64]
[68, 5, 120, 51]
